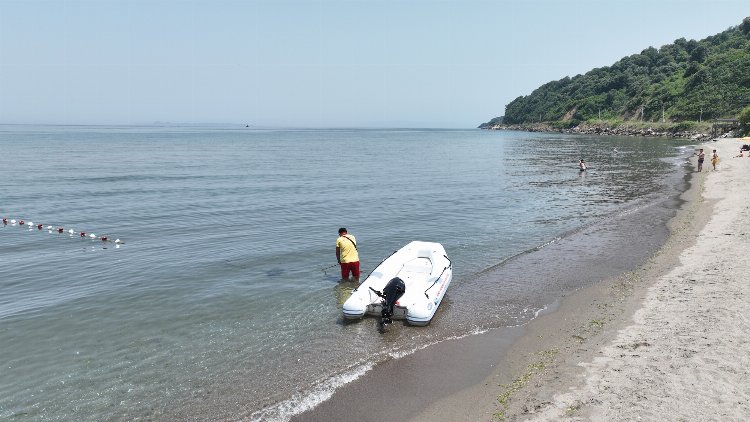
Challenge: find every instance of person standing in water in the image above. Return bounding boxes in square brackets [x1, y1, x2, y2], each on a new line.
[336, 227, 360, 281]
[579, 159, 587, 172]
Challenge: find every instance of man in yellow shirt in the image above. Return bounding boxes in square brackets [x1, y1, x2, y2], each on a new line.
[336, 227, 360, 281]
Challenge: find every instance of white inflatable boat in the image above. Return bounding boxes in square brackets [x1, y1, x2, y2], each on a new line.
[342, 241, 452, 326]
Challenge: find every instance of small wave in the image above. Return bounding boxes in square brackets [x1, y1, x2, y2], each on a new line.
[533, 304, 550, 318]
[385, 326, 490, 360]
[247, 325, 493, 421]
[247, 362, 374, 422]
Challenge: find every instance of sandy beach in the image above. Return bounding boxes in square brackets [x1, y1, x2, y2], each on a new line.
[410, 136, 750, 421]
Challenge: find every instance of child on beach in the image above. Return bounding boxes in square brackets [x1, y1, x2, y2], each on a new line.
[711, 150, 719, 170]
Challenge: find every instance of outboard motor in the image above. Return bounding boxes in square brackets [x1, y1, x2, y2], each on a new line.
[380, 277, 406, 325]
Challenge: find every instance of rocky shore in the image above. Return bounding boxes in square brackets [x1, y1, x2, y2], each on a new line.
[481, 122, 730, 142]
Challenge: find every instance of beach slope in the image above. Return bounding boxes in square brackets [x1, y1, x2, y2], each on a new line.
[411, 137, 750, 421]
[523, 137, 750, 420]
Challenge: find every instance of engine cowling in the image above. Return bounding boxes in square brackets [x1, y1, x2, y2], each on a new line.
[381, 277, 406, 325]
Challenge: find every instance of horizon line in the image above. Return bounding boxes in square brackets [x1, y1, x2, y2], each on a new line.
[0, 122, 478, 130]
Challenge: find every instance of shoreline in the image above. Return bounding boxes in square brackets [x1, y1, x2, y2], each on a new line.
[288, 137, 699, 422]
[411, 136, 750, 420]
[481, 122, 724, 142]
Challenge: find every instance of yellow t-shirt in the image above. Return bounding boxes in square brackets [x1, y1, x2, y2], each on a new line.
[336, 234, 359, 263]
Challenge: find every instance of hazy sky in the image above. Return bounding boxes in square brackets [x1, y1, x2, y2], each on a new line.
[1, 1, 748, 128]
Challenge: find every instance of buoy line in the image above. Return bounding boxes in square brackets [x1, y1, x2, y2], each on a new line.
[2, 217, 123, 245]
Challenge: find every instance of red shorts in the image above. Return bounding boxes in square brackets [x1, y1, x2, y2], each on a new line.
[340, 261, 360, 279]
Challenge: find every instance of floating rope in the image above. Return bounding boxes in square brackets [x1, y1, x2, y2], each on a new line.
[2, 216, 123, 245]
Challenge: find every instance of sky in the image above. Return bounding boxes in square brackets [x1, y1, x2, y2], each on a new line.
[1, 0, 748, 128]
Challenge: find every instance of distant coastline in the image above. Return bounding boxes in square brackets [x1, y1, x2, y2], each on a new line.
[480, 120, 722, 142]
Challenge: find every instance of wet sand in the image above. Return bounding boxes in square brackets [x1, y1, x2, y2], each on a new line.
[410, 137, 750, 421]
[290, 325, 525, 422]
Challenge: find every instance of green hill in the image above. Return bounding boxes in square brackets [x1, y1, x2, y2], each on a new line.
[481, 17, 750, 131]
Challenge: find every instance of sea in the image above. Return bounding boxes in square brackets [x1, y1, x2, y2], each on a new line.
[0, 125, 696, 421]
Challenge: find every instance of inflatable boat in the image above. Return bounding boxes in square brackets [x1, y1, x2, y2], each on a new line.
[342, 241, 452, 326]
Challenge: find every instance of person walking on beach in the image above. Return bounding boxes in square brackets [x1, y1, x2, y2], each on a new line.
[711, 149, 719, 170]
[696, 148, 705, 172]
[336, 227, 360, 281]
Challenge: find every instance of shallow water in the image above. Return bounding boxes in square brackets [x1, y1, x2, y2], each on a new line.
[0, 126, 694, 421]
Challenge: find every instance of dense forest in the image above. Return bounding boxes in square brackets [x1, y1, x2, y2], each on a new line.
[481, 17, 750, 130]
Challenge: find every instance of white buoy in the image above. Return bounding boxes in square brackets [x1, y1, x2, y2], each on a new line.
[7, 216, 122, 247]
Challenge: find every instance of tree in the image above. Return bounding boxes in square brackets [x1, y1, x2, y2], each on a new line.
[739, 105, 750, 135]
[482, 16, 750, 126]
[740, 17, 750, 37]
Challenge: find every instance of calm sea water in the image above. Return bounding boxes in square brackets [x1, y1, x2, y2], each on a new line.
[0, 126, 694, 421]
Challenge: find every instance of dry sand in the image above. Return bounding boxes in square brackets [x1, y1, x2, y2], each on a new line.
[411, 137, 750, 421]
